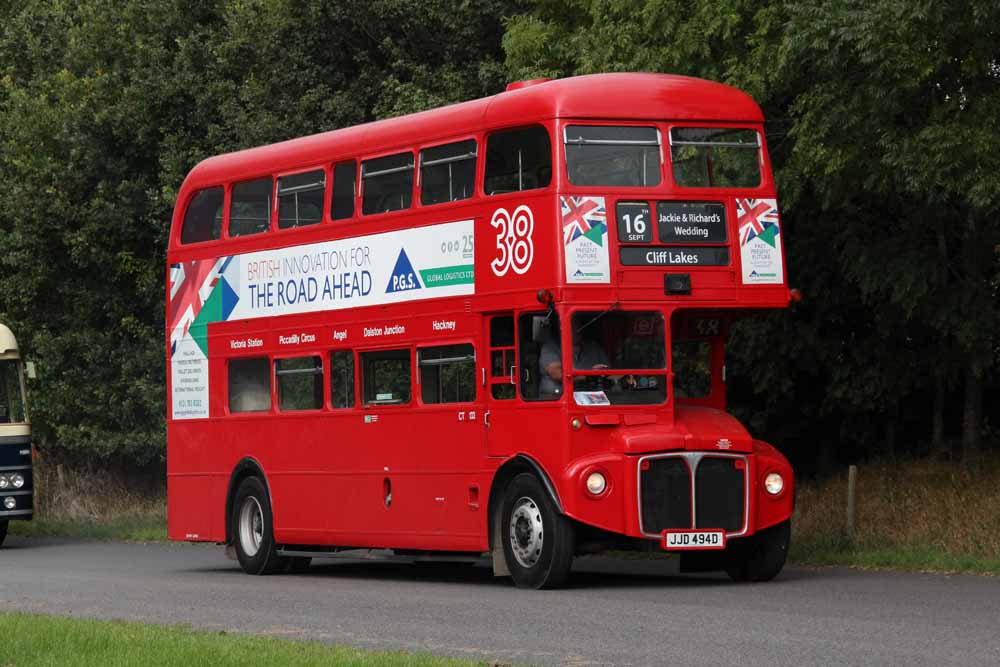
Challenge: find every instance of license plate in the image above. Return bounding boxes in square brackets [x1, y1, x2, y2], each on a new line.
[662, 530, 726, 551]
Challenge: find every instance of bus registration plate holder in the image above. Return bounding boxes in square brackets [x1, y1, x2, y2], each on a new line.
[662, 529, 726, 551]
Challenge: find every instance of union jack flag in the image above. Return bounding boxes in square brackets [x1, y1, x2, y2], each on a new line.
[169, 256, 231, 354]
[737, 198, 780, 247]
[561, 196, 607, 245]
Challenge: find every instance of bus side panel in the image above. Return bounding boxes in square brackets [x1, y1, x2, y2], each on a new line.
[167, 420, 228, 542]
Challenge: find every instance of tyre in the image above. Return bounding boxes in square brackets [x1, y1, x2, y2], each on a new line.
[500, 472, 574, 589]
[0, 519, 7, 548]
[232, 476, 287, 575]
[725, 520, 791, 582]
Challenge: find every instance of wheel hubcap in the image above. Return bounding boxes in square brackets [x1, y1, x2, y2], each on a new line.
[509, 496, 544, 568]
[238, 496, 264, 557]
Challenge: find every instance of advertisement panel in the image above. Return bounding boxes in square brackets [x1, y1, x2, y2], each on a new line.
[168, 220, 474, 420]
[737, 198, 783, 284]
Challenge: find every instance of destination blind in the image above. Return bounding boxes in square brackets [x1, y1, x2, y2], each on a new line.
[620, 246, 730, 266]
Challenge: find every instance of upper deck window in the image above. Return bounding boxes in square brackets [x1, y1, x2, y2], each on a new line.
[180, 187, 223, 244]
[420, 140, 476, 205]
[670, 127, 761, 188]
[331, 161, 356, 220]
[485, 126, 551, 195]
[362, 153, 414, 215]
[229, 177, 273, 237]
[565, 125, 661, 187]
[277, 170, 325, 229]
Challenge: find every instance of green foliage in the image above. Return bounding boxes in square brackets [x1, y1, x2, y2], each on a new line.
[0, 0, 517, 465]
[0, 0, 996, 468]
[505, 0, 1000, 466]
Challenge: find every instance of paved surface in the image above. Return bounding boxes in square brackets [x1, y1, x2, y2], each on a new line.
[1, 537, 999, 665]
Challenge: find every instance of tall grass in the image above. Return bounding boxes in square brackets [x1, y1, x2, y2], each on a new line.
[792, 459, 1000, 573]
[10, 461, 166, 540]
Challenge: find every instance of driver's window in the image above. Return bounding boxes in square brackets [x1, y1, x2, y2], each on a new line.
[518, 311, 561, 401]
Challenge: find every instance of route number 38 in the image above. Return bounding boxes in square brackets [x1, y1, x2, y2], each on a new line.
[490, 205, 534, 276]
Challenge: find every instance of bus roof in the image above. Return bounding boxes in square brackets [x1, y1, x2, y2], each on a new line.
[183, 73, 764, 188]
[0, 324, 19, 357]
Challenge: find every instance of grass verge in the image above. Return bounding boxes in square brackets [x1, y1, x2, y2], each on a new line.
[8, 514, 166, 541]
[790, 459, 1000, 575]
[0, 612, 489, 667]
[9, 460, 167, 541]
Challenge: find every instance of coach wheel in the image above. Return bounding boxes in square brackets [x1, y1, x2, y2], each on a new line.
[232, 476, 287, 575]
[0, 519, 7, 547]
[725, 519, 791, 583]
[500, 472, 574, 589]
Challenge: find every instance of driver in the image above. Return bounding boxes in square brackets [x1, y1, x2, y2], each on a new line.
[539, 335, 609, 397]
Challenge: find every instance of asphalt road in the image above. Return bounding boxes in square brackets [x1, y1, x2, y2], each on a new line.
[1, 537, 999, 666]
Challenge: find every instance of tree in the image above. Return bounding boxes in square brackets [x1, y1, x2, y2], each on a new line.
[503, 0, 1000, 466]
[0, 0, 520, 465]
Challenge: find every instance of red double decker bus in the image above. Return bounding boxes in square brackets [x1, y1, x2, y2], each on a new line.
[167, 73, 795, 588]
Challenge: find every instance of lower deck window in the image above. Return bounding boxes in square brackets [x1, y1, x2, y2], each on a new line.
[276, 356, 323, 411]
[418, 344, 475, 404]
[229, 358, 271, 413]
[362, 349, 411, 405]
[330, 350, 355, 408]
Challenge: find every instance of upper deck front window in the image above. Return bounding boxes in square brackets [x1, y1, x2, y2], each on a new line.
[670, 127, 761, 188]
[565, 125, 661, 187]
[0, 360, 27, 424]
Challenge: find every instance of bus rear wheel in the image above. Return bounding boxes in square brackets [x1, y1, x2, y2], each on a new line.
[500, 473, 574, 589]
[0, 519, 7, 547]
[232, 476, 287, 575]
[725, 520, 790, 582]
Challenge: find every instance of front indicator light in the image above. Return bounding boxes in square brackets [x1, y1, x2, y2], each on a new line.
[11, 473, 24, 489]
[3, 497, 15, 510]
[764, 472, 784, 495]
[586, 472, 607, 496]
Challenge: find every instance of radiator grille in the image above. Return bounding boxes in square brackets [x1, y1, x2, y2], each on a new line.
[695, 457, 745, 532]
[638, 454, 747, 536]
[639, 457, 691, 533]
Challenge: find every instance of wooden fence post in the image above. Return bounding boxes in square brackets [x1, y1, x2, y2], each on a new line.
[846, 464, 857, 542]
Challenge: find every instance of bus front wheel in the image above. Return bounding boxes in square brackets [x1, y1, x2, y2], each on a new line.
[0, 519, 7, 547]
[232, 476, 287, 575]
[725, 520, 791, 582]
[500, 473, 574, 589]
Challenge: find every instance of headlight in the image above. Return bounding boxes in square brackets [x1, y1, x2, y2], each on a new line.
[0, 475, 8, 490]
[11, 473, 24, 489]
[764, 472, 784, 495]
[585, 471, 607, 495]
[3, 497, 15, 510]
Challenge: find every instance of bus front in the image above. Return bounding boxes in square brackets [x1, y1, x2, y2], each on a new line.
[0, 324, 32, 545]
[550, 100, 794, 580]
